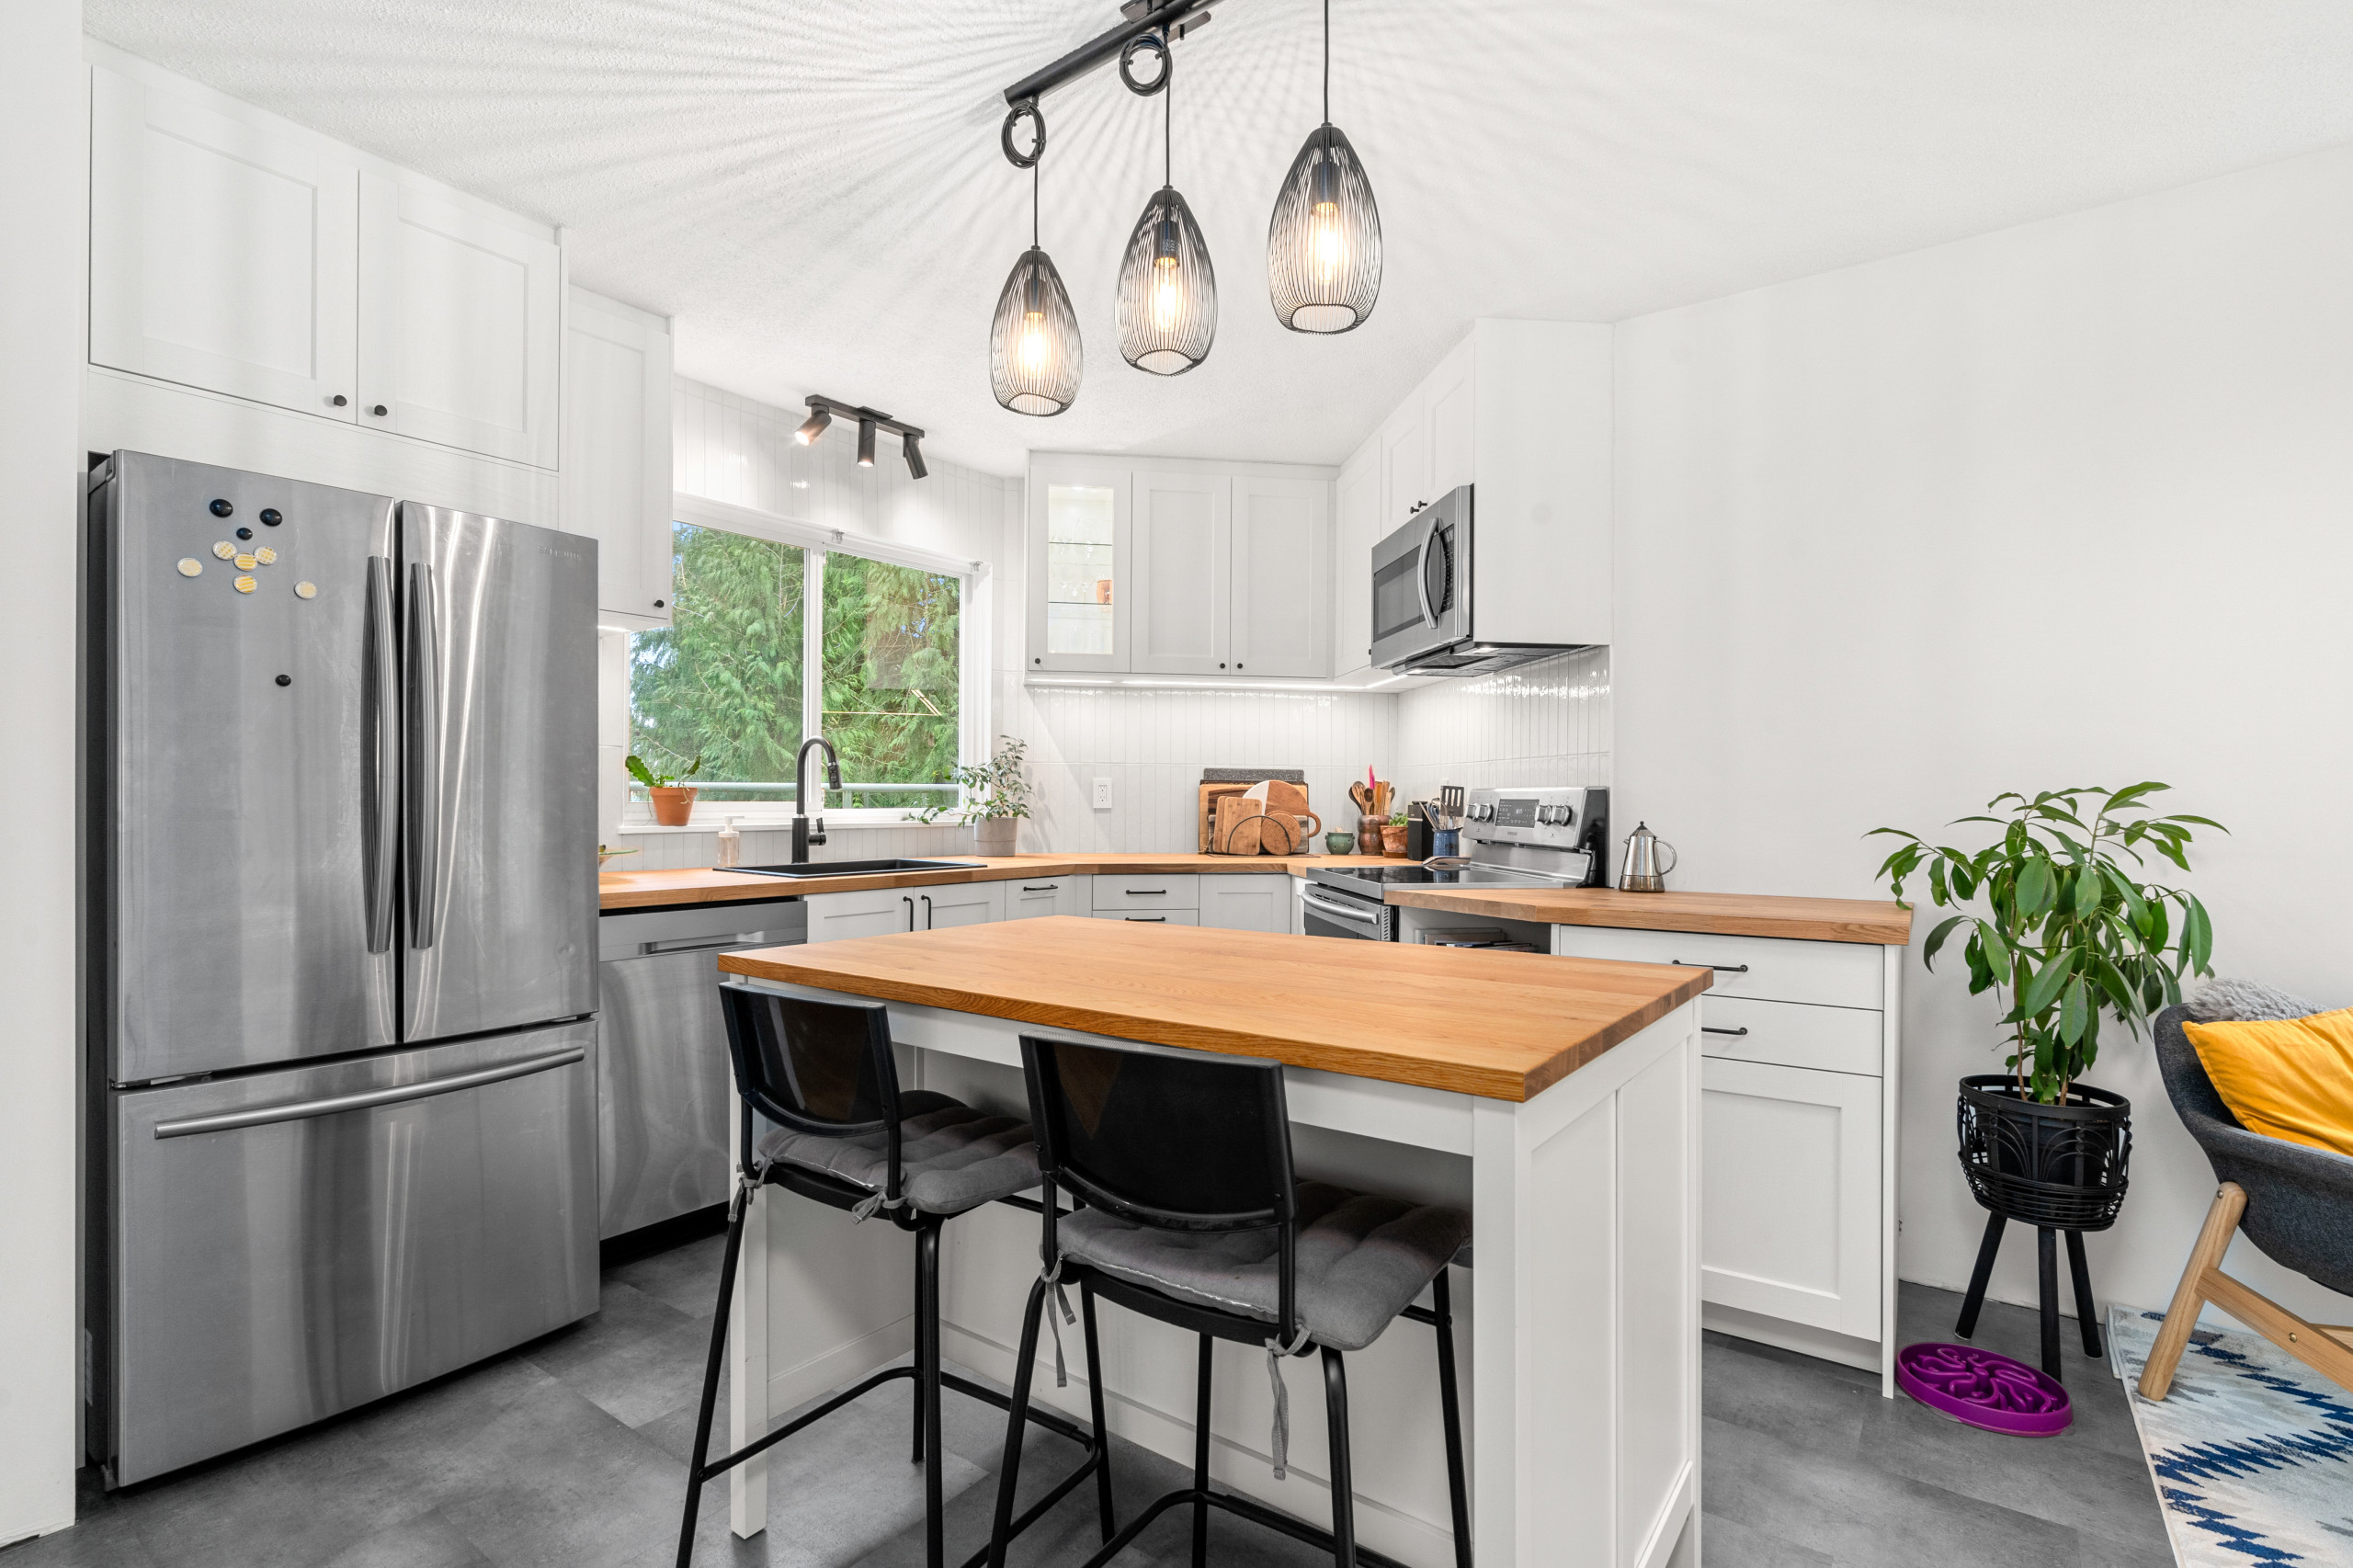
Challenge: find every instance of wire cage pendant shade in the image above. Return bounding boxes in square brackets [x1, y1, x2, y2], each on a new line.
[990, 245, 1083, 415]
[1117, 185, 1217, 375]
[1267, 121, 1381, 334]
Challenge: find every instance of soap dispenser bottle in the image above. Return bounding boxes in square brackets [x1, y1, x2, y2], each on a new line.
[716, 815, 742, 869]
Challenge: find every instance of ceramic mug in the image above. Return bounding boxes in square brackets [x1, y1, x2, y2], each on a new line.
[1324, 831, 1354, 855]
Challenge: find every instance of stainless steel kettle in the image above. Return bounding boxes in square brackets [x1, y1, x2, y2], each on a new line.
[1618, 822, 1678, 893]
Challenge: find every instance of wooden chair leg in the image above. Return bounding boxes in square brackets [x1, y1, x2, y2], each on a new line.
[2138, 1183, 2245, 1402]
[2199, 1267, 2353, 1398]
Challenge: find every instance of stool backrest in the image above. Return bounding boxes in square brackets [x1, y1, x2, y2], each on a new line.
[721, 984, 905, 1193]
[1019, 1034, 1301, 1338]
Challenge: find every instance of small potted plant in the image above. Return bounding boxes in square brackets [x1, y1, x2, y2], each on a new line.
[911, 736, 1033, 855]
[627, 752, 703, 827]
[1871, 783, 2222, 1234]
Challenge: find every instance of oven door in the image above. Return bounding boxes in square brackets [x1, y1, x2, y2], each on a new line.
[1300, 884, 1397, 941]
[1369, 488, 1471, 668]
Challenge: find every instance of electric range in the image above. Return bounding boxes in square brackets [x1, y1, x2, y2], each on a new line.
[1300, 785, 1609, 941]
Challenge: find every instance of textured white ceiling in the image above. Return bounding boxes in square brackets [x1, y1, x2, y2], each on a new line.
[83, 0, 2353, 476]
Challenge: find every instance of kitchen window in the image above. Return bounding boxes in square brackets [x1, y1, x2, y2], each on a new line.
[625, 502, 977, 825]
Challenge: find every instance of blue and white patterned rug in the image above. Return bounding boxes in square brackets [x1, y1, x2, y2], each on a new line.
[2108, 1304, 2353, 1565]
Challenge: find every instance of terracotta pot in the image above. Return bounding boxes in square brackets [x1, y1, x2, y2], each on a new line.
[650, 786, 698, 826]
[1381, 823, 1408, 857]
[972, 817, 1018, 856]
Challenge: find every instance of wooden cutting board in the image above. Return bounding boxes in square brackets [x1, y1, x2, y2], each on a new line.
[1199, 779, 1318, 852]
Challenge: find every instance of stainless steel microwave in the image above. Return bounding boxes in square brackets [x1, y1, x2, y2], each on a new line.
[1369, 485, 1579, 676]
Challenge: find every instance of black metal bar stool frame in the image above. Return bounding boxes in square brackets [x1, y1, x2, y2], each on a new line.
[984, 1035, 1472, 1568]
[675, 987, 1109, 1568]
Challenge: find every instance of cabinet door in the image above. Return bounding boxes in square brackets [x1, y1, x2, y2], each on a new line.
[1131, 472, 1233, 675]
[562, 289, 674, 623]
[915, 882, 1003, 930]
[1093, 910, 1199, 926]
[1379, 399, 1432, 532]
[1231, 477, 1332, 679]
[1004, 875, 1085, 920]
[1426, 341, 1475, 499]
[1199, 874, 1295, 934]
[805, 886, 915, 942]
[1701, 1058, 1881, 1339]
[358, 172, 561, 466]
[1028, 464, 1131, 673]
[1333, 449, 1378, 678]
[89, 66, 360, 421]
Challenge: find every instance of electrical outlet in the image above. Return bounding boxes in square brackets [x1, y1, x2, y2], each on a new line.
[1092, 777, 1113, 810]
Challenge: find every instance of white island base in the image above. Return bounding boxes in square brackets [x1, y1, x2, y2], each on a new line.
[720, 983, 1702, 1568]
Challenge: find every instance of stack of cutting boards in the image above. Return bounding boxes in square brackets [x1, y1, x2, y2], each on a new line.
[1198, 771, 1316, 854]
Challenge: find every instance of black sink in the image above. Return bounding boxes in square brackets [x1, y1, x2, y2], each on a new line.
[719, 858, 987, 879]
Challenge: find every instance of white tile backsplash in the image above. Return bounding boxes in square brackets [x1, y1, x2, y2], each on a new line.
[1392, 647, 1614, 802]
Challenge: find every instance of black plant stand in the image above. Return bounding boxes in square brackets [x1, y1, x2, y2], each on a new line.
[1950, 1075, 2133, 1382]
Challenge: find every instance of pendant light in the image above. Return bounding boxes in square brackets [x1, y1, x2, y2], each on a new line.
[1116, 40, 1216, 375]
[1267, 0, 1381, 334]
[990, 126, 1083, 417]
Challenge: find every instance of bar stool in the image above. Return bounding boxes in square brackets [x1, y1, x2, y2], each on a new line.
[675, 985, 1110, 1568]
[986, 1035, 1473, 1568]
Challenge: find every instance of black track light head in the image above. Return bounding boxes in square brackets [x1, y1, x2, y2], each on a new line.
[857, 418, 877, 467]
[903, 432, 927, 480]
[795, 407, 831, 444]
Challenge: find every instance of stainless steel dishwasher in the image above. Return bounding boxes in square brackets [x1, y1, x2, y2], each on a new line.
[597, 899, 805, 1237]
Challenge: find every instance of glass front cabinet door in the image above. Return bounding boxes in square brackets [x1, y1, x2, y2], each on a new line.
[1027, 462, 1131, 672]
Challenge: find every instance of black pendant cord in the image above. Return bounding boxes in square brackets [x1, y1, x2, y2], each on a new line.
[1031, 158, 1040, 247]
[1165, 41, 1175, 188]
[1323, 0, 1330, 126]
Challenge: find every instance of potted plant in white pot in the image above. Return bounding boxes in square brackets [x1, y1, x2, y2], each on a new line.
[1871, 783, 2222, 1364]
[913, 736, 1033, 855]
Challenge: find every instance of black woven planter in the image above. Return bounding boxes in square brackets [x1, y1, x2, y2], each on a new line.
[1957, 1074, 2132, 1231]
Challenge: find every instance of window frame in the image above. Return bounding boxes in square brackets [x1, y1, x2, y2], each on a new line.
[621, 493, 986, 830]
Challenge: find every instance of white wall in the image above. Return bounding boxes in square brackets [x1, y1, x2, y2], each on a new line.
[2, 0, 87, 1544]
[1614, 140, 2353, 1326]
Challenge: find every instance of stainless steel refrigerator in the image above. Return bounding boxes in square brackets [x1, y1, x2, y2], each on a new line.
[82, 451, 601, 1486]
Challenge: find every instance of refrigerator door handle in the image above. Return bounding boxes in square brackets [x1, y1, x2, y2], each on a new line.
[152, 1047, 586, 1139]
[405, 561, 441, 949]
[365, 557, 399, 953]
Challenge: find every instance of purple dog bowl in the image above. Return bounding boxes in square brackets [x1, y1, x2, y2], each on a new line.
[1894, 1343, 2072, 1436]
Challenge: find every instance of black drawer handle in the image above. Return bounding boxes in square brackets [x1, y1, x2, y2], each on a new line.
[1125, 915, 1165, 923]
[1676, 960, 1750, 973]
[1021, 883, 1058, 892]
[1124, 889, 1168, 895]
[1701, 1026, 1750, 1038]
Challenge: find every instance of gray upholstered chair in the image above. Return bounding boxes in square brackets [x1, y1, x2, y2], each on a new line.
[2137, 1000, 2353, 1399]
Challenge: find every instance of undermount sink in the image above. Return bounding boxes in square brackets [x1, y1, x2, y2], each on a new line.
[719, 858, 986, 879]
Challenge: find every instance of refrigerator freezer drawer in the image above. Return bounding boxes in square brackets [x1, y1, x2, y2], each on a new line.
[105, 1023, 597, 1485]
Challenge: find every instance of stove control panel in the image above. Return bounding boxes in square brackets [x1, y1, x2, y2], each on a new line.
[1461, 785, 1610, 864]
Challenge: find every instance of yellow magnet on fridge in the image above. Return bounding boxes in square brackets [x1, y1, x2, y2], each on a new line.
[233, 574, 257, 594]
[211, 540, 235, 560]
[176, 557, 203, 577]
[254, 547, 277, 565]
[234, 553, 257, 571]
[294, 581, 318, 599]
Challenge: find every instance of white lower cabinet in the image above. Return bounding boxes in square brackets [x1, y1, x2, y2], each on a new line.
[1093, 910, 1199, 927]
[1003, 875, 1090, 920]
[804, 885, 918, 942]
[914, 882, 1004, 930]
[1556, 922, 1901, 1388]
[1700, 1057, 1882, 1340]
[1198, 873, 1296, 934]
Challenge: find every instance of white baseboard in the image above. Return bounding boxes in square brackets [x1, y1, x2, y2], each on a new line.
[767, 1314, 916, 1417]
[939, 1319, 1459, 1568]
[1704, 1302, 1881, 1373]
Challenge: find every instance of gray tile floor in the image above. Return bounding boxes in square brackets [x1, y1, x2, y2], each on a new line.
[6, 1232, 2170, 1568]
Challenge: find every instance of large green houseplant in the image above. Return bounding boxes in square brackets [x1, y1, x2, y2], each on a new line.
[1870, 783, 2224, 1338]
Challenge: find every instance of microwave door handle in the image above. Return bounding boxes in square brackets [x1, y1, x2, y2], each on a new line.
[405, 561, 441, 949]
[364, 556, 398, 954]
[1415, 516, 1438, 629]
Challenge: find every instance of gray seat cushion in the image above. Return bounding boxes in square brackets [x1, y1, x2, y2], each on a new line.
[1057, 1179, 1471, 1352]
[756, 1092, 1040, 1217]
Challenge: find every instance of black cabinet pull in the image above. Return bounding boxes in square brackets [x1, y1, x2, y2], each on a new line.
[330, 393, 348, 407]
[1675, 960, 1750, 973]
[1125, 888, 1167, 896]
[1125, 915, 1165, 923]
[903, 895, 915, 930]
[1021, 883, 1058, 892]
[1701, 1025, 1750, 1038]
[922, 894, 934, 928]
[369, 403, 388, 416]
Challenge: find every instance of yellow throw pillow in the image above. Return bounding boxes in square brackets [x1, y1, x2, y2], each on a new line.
[2184, 1007, 2353, 1159]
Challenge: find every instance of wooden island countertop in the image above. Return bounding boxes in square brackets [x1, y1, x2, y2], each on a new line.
[717, 915, 1711, 1101]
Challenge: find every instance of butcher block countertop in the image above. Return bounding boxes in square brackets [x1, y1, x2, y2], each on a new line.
[716, 916, 1711, 1101]
[1384, 886, 1915, 945]
[597, 854, 1412, 911]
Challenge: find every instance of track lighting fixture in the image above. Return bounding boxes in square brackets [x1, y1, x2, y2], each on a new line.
[792, 396, 928, 480]
[1116, 37, 1215, 375]
[991, 106, 1082, 416]
[1267, 0, 1381, 333]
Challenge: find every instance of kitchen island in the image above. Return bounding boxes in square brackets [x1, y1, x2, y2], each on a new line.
[714, 918, 1711, 1568]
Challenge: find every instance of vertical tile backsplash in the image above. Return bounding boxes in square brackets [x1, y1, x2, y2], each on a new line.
[1392, 647, 1614, 802]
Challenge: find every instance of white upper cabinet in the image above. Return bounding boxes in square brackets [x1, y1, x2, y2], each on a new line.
[1332, 450, 1379, 678]
[1026, 455, 1334, 680]
[1131, 471, 1232, 675]
[89, 57, 563, 471]
[89, 66, 360, 422]
[358, 174, 561, 467]
[561, 288, 674, 625]
[1231, 476, 1331, 678]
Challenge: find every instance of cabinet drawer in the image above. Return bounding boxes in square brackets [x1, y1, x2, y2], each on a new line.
[1701, 996, 1880, 1077]
[1093, 910, 1199, 926]
[1551, 926, 1881, 1010]
[1093, 873, 1199, 912]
